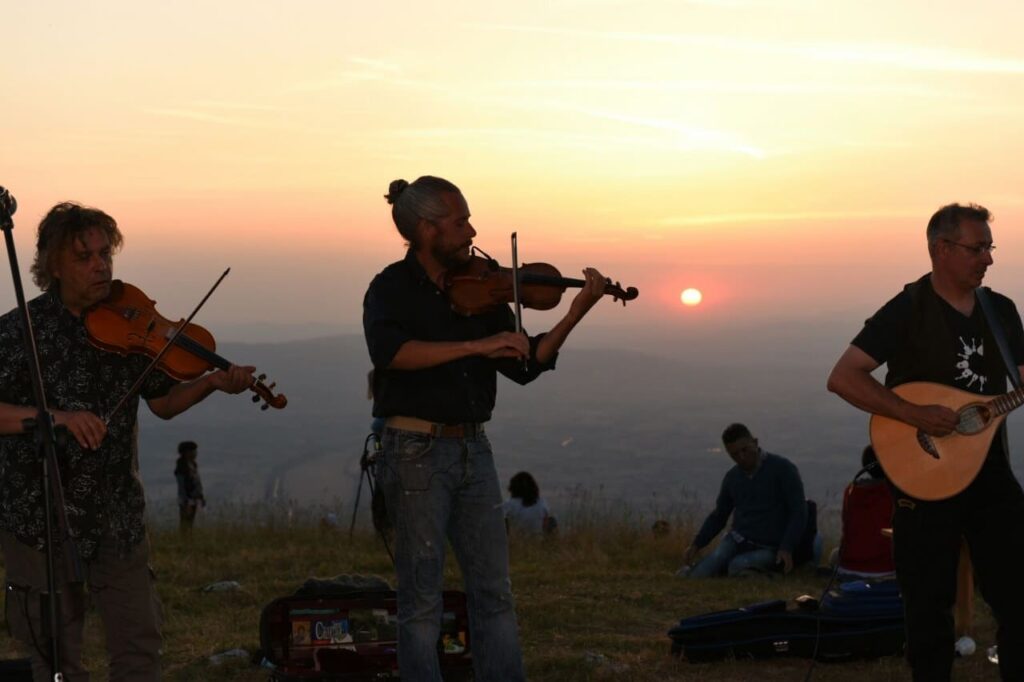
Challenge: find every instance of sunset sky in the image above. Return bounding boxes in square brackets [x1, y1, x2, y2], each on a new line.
[4, 0, 1024, 343]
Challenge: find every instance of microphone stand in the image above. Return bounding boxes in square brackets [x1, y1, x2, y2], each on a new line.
[510, 232, 527, 372]
[0, 187, 80, 682]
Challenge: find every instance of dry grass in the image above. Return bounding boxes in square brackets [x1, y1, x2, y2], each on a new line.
[0, 508, 1003, 681]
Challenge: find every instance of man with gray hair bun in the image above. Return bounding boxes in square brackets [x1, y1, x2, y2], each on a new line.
[363, 175, 608, 681]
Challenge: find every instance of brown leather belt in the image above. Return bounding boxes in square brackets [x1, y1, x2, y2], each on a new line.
[385, 416, 483, 438]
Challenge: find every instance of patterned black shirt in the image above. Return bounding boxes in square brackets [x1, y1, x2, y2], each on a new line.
[0, 291, 177, 560]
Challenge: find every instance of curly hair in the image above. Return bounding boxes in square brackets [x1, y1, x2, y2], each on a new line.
[31, 202, 123, 291]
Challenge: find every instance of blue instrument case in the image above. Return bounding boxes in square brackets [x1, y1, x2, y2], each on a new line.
[668, 580, 905, 663]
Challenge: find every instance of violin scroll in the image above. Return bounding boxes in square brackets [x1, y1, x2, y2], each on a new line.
[252, 373, 288, 411]
[602, 279, 639, 306]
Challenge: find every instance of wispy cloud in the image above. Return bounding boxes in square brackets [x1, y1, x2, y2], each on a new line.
[289, 56, 408, 92]
[190, 100, 291, 112]
[385, 126, 657, 153]
[140, 106, 338, 138]
[384, 122, 762, 158]
[348, 57, 402, 72]
[657, 208, 919, 227]
[474, 23, 1024, 74]
[141, 108, 256, 127]
[490, 78, 955, 99]
[576, 108, 764, 158]
[551, 0, 772, 6]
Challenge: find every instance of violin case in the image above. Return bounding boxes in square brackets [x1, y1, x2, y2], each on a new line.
[259, 577, 472, 681]
[668, 579, 905, 663]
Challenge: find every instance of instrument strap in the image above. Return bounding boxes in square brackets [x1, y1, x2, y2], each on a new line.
[976, 287, 1022, 389]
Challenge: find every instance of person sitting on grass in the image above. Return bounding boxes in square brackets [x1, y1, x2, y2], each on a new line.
[503, 471, 556, 535]
[678, 423, 807, 577]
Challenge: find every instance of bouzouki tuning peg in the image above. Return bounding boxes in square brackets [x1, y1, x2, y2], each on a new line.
[251, 395, 260, 403]
[258, 373, 267, 382]
[261, 403, 269, 411]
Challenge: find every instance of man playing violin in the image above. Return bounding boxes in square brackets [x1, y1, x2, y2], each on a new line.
[0, 202, 254, 681]
[827, 203, 1024, 681]
[363, 175, 607, 681]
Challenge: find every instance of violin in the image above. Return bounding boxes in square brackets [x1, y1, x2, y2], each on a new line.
[83, 280, 287, 411]
[443, 254, 639, 316]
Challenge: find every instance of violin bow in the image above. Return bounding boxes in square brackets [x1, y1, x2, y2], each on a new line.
[103, 268, 232, 425]
[510, 232, 528, 371]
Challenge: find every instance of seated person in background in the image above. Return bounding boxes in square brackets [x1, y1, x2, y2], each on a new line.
[680, 423, 807, 577]
[830, 445, 895, 578]
[503, 471, 555, 535]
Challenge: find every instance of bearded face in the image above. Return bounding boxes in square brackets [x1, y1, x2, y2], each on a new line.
[426, 192, 476, 270]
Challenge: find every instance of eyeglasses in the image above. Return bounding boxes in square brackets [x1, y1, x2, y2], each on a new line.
[942, 239, 996, 256]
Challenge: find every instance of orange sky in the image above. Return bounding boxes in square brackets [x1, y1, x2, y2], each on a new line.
[3, 1, 1024, 340]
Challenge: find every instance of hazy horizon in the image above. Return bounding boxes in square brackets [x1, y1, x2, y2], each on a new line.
[130, 323, 1024, 533]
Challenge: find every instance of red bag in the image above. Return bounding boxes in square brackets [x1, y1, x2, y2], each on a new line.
[839, 481, 895, 575]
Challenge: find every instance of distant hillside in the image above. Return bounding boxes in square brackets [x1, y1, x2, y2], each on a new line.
[138, 326, 1024, 517]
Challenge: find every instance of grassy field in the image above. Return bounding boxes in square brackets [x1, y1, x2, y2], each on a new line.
[0, 509, 1003, 681]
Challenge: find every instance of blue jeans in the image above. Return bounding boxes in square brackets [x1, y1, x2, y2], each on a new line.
[376, 427, 524, 682]
[687, 534, 778, 578]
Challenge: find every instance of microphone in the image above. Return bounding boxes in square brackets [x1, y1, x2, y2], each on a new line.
[0, 187, 16, 215]
[0, 186, 16, 219]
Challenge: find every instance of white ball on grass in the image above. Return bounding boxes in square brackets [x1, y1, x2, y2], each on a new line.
[955, 636, 976, 657]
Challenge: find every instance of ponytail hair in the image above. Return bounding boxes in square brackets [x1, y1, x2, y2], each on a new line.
[384, 176, 461, 247]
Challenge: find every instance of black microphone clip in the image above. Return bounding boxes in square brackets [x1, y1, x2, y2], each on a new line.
[0, 186, 17, 230]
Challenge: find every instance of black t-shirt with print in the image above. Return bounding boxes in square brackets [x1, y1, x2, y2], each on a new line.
[853, 282, 1024, 394]
[852, 276, 1024, 474]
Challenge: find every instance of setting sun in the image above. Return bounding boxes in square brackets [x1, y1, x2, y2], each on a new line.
[680, 288, 703, 306]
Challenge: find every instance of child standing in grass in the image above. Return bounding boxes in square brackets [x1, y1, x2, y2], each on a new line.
[175, 440, 206, 534]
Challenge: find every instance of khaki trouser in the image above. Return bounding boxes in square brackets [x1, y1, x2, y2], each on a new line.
[0, 530, 162, 682]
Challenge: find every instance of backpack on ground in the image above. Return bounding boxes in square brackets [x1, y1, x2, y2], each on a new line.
[793, 499, 819, 567]
[258, 576, 473, 680]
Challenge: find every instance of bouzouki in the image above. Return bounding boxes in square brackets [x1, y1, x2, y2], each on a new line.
[870, 381, 1024, 500]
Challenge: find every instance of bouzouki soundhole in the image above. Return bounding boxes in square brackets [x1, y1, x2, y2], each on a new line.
[916, 430, 941, 459]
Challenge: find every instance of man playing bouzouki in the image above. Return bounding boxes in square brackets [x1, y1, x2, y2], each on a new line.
[827, 203, 1024, 681]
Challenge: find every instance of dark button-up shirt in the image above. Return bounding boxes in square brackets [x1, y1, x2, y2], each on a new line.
[0, 291, 177, 560]
[363, 250, 556, 423]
